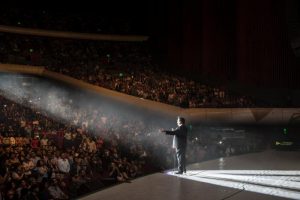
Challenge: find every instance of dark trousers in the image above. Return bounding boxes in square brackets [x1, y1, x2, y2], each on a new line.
[176, 147, 186, 172]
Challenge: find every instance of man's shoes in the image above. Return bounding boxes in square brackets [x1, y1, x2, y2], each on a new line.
[175, 171, 183, 175]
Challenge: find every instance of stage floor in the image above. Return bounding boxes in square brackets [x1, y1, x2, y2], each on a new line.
[80, 150, 300, 200]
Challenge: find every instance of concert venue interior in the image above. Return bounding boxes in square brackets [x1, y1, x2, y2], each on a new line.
[0, 1, 300, 199]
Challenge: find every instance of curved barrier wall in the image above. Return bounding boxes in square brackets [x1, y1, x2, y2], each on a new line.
[0, 63, 45, 75]
[0, 63, 299, 125]
[0, 25, 149, 42]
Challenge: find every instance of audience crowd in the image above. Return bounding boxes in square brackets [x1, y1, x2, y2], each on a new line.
[0, 93, 155, 199]
[0, 33, 264, 108]
[0, 80, 265, 199]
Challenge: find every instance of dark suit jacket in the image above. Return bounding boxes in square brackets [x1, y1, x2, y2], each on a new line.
[165, 125, 188, 149]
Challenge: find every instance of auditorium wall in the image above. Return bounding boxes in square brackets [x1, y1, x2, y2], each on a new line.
[160, 0, 300, 89]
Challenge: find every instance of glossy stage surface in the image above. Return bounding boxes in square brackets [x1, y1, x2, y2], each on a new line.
[80, 150, 300, 200]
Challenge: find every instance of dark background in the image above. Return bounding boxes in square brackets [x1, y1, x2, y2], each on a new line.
[147, 0, 300, 91]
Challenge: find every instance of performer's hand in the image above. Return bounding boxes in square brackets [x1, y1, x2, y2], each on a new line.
[159, 128, 166, 133]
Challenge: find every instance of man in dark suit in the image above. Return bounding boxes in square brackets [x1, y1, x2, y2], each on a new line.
[161, 116, 188, 174]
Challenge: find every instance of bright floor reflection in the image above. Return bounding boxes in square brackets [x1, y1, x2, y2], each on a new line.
[166, 170, 300, 199]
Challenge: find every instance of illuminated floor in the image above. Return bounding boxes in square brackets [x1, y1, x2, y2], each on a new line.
[80, 150, 300, 200]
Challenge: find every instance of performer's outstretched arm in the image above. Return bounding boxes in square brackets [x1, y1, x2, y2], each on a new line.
[160, 127, 185, 137]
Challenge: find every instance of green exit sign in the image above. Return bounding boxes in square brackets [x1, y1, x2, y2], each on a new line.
[283, 128, 287, 135]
